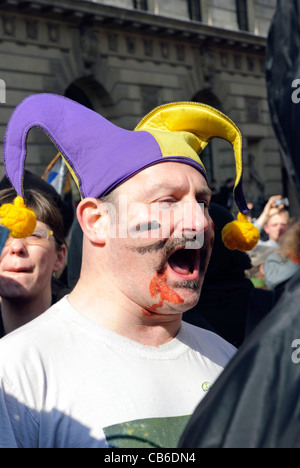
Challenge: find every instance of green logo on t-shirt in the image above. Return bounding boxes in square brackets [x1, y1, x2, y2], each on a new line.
[104, 415, 190, 448]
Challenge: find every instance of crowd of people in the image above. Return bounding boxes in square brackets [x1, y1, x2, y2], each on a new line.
[0, 94, 299, 448]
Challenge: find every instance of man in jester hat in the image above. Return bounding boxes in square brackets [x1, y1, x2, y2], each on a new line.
[0, 94, 258, 448]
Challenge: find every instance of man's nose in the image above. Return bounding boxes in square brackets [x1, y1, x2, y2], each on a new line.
[175, 201, 208, 242]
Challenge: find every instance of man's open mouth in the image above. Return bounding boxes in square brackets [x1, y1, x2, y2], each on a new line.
[167, 247, 200, 278]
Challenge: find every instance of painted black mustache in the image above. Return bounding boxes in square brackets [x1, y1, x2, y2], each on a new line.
[132, 235, 209, 275]
[132, 235, 200, 256]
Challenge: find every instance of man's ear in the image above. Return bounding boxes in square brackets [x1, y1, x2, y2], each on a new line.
[76, 198, 112, 245]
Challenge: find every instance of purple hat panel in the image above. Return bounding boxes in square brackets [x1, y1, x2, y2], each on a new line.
[3, 94, 164, 199]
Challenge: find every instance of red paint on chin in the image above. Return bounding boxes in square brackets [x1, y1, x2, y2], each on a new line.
[148, 269, 184, 313]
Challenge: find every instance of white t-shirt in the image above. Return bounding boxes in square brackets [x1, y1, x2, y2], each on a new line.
[0, 296, 236, 448]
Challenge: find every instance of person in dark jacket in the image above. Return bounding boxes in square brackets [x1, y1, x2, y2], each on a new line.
[183, 203, 278, 347]
[178, 267, 300, 448]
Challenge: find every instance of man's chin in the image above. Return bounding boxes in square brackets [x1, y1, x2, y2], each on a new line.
[171, 282, 202, 310]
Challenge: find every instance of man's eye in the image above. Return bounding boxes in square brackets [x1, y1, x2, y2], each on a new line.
[159, 201, 172, 208]
[158, 198, 177, 207]
[197, 200, 210, 208]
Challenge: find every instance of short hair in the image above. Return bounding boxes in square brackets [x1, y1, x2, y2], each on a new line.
[264, 208, 289, 226]
[278, 220, 300, 260]
[246, 244, 276, 279]
[0, 188, 65, 248]
[0, 170, 74, 237]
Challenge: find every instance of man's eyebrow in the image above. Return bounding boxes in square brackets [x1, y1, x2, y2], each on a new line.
[197, 187, 212, 198]
[193, 187, 212, 201]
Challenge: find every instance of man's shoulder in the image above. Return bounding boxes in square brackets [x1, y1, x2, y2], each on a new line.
[181, 321, 237, 364]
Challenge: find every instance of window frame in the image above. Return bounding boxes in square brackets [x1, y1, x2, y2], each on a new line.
[187, 0, 202, 22]
[133, 0, 148, 11]
[236, 0, 249, 31]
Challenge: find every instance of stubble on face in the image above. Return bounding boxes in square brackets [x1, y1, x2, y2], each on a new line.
[139, 236, 212, 315]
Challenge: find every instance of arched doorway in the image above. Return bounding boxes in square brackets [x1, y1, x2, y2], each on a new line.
[65, 77, 114, 117]
[192, 89, 223, 112]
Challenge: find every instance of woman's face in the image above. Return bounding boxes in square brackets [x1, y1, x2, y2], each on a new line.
[0, 220, 65, 301]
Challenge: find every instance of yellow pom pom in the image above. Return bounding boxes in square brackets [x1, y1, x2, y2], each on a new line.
[0, 196, 36, 238]
[222, 212, 259, 251]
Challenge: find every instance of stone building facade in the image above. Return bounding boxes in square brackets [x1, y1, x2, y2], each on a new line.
[0, 0, 295, 213]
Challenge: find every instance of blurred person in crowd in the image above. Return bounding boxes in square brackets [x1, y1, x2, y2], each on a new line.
[184, 203, 277, 347]
[0, 188, 67, 337]
[254, 194, 290, 247]
[264, 219, 300, 292]
[243, 243, 282, 337]
[211, 177, 235, 211]
[179, 265, 300, 448]
[209, 178, 218, 195]
[246, 194, 291, 295]
[246, 243, 276, 289]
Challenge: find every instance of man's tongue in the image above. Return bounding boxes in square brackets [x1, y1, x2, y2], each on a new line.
[168, 249, 193, 275]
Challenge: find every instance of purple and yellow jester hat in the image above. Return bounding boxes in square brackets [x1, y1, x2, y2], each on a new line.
[2, 94, 259, 250]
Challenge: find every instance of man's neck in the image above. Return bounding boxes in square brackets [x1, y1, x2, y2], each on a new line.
[68, 281, 182, 348]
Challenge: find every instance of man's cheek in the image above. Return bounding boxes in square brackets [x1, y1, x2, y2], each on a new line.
[124, 204, 162, 240]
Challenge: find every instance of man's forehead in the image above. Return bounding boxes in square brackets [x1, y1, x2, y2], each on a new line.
[268, 211, 289, 224]
[120, 162, 209, 192]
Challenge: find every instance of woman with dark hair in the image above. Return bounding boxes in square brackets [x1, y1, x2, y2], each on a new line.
[0, 188, 67, 337]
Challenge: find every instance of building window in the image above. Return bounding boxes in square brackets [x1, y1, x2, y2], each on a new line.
[133, 0, 148, 10]
[188, 0, 202, 22]
[236, 0, 249, 31]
